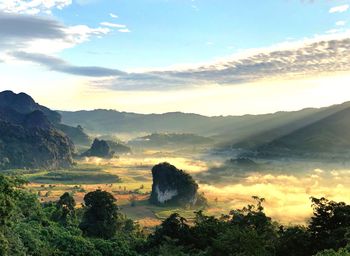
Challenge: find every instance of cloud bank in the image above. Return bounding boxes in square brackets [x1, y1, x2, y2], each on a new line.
[9, 31, 350, 90]
[0, 11, 110, 54]
[97, 33, 350, 90]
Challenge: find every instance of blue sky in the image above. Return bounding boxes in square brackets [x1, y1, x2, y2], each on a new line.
[0, 0, 350, 115]
[55, 0, 350, 69]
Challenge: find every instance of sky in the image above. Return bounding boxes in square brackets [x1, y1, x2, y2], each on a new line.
[0, 0, 350, 116]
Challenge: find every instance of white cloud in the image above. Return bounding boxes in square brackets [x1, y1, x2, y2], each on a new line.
[95, 31, 350, 90]
[118, 28, 130, 33]
[24, 25, 111, 54]
[336, 20, 346, 26]
[109, 13, 118, 18]
[0, 11, 111, 54]
[0, 0, 72, 14]
[100, 22, 126, 28]
[329, 4, 349, 13]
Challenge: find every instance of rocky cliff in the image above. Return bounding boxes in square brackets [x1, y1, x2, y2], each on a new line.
[0, 90, 90, 146]
[149, 162, 199, 206]
[0, 91, 75, 170]
[82, 139, 114, 158]
[0, 90, 61, 123]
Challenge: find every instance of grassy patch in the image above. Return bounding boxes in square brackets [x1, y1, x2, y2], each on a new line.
[28, 170, 121, 184]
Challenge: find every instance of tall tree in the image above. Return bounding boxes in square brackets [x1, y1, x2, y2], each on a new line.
[53, 192, 76, 226]
[79, 190, 119, 239]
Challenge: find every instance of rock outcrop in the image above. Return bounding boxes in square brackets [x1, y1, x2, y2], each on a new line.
[149, 162, 199, 206]
[82, 139, 114, 158]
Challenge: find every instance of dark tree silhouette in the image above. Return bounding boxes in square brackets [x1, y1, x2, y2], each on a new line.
[309, 197, 350, 253]
[53, 192, 76, 225]
[79, 190, 119, 239]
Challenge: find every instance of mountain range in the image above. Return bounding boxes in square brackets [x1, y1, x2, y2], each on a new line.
[2, 89, 350, 167]
[60, 101, 350, 160]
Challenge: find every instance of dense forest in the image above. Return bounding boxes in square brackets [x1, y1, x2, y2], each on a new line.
[1, 174, 350, 256]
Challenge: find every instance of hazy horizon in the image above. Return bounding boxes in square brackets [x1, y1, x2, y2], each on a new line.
[4, 87, 350, 117]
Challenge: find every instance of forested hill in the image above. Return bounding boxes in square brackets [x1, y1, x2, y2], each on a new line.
[254, 106, 350, 159]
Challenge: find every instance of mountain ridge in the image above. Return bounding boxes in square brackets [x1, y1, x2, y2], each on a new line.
[0, 90, 76, 169]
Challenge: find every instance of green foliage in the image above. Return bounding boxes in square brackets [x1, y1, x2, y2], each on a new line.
[52, 192, 76, 226]
[276, 226, 312, 256]
[79, 190, 119, 239]
[147, 197, 277, 256]
[4, 173, 350, 256]
[92, 237, 138, 256]
[309, 197, 350, 253]
[315, 247, 350, 256]
[0, 175, 27, 225]
[0, 174, 141, 256]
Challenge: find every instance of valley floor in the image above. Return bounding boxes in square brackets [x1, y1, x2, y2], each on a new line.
[16, 150, 350, 227]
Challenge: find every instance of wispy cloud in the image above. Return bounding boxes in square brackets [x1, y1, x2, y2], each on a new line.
[336, 20, 346, 26]
[98, 33, 350, 90]
[118, 28, 131, 33]
[0, 0, 72, 14]
[100, 22, 126, 28]
[329, 4, 349, 13]
[109, 13, 118, 18]
[11, 51, 125, 77]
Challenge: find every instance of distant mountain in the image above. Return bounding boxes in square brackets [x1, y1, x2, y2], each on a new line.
[55, 123, 91, 146]
[59, 109, 213, 135]
[128, 133, 213, 149]
[0, 91, 75, 169]
[60, 102, 350, 149]
[227, 101, 350, 150]
[253, 107, 350, 159]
